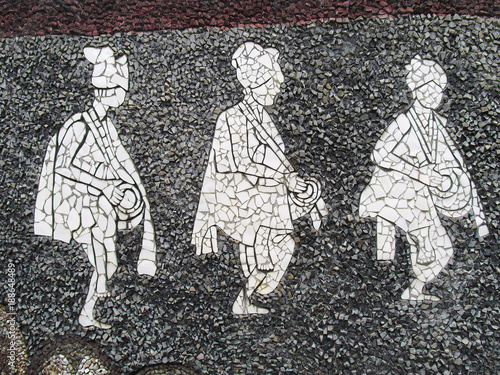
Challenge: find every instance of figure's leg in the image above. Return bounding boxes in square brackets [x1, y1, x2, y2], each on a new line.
[104, 237, 117, 282]
[90, 233, 108, 296]
[255, 226, 273, 271]
[239, 243, 253, 278]
[93, 198, 118, 295]
[414, 220, 441, 265]
[78, 243, 111, 329]
[233, 243, 269, 314]
[402, 223, 453, 301]
[376, 216, 396, 261]
[257, 232, 295, 295]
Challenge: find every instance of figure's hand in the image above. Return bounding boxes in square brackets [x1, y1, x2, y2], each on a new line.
[285, 172, 307, 193]
[102, 181, 125, 206]
[419, 165, 452, 191]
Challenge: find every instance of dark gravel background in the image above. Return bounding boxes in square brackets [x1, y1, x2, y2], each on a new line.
[0, 14, 499, 374]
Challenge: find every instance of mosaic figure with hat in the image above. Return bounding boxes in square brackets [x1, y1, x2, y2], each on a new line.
[360, 55, 489, 301]
[192, 42, 327, 314]
[34, 46, 157, 328]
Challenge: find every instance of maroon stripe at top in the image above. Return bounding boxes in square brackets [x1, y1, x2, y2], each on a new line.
[1, 0, 499, 38]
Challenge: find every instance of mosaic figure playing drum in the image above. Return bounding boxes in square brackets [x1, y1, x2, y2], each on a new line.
[360, 55, 488, 301]
[192, 42, 327, 314]
[34, 46, 157, 328]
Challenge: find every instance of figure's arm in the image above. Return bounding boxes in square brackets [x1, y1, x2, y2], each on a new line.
[54, 121, 123, 204]
[213, 111, 307, 192]
[103, 114, 158, 270]
[372, 115, 445, 187]
[372, 117, 421, 180]
[103, 120, 157, 267]
[214, 113, 286, 180]
[438, 120, 466, 169]
[438, 121, 489, 238]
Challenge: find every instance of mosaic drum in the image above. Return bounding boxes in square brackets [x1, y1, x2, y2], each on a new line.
[430, 167, 473, 218]
[116, 183, 144, 221]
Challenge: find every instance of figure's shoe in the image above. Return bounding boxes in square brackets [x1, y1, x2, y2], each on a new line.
[137, 259, 157, 276]
[477, 224, 489, 240]
[401, 288, 440, 302]
[79, 313, 111, 329]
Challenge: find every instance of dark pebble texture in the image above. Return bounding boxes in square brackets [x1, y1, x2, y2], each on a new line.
[0, 14, 499, 374]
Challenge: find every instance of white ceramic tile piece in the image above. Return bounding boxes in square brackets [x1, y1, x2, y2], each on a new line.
[360, 55, 489, 302]
[192, 41, 327, 315]
[34, 45, 157, 329]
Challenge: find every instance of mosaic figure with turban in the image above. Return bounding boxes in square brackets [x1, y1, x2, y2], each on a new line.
[360, 55, 489, 301]
[192, 41, 327, 314]
[34, 46, 157, 328]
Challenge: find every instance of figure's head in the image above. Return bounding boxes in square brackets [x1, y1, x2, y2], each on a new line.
[84, 46, 129, 108]
[406, 55, 447, 110]
[232, 42, 284, 106]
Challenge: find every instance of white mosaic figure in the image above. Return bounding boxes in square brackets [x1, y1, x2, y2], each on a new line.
[34, 46, 157, 328]
[192, 42, 327, 314]
[359, 55, 489, 301]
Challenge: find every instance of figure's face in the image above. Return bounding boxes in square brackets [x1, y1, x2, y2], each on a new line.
[249, 64, 284, 106]
[91, 55, 129, 91]
[92, 55, 129, 108]
[95, 87, 127, 108]
[414, 81, 444, 109]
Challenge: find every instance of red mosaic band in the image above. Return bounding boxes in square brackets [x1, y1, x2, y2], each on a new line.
[1, 0, 499, 38]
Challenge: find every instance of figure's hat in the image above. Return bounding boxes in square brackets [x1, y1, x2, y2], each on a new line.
[232, 41, 280, 88]
[406, 55, 447, 91]
[83, 46, 129, 91]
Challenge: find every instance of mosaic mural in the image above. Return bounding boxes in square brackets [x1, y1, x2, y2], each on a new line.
[0, 3, 499, 374]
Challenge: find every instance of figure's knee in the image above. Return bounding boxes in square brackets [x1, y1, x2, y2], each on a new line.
[272, 232, 294, 250]
[271, 234, 293, 262]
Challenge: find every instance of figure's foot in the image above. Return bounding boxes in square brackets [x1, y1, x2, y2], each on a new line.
[256, 253, 274, 271]
[95, 291, 111, 298]
[137, 259, 157, 276]
[232, 300, 269, 315]
[232, 291, 269, 315]
[401, 287, 440, 302]
[79, 313, 111, 329]
[416, 250, 436, 266]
